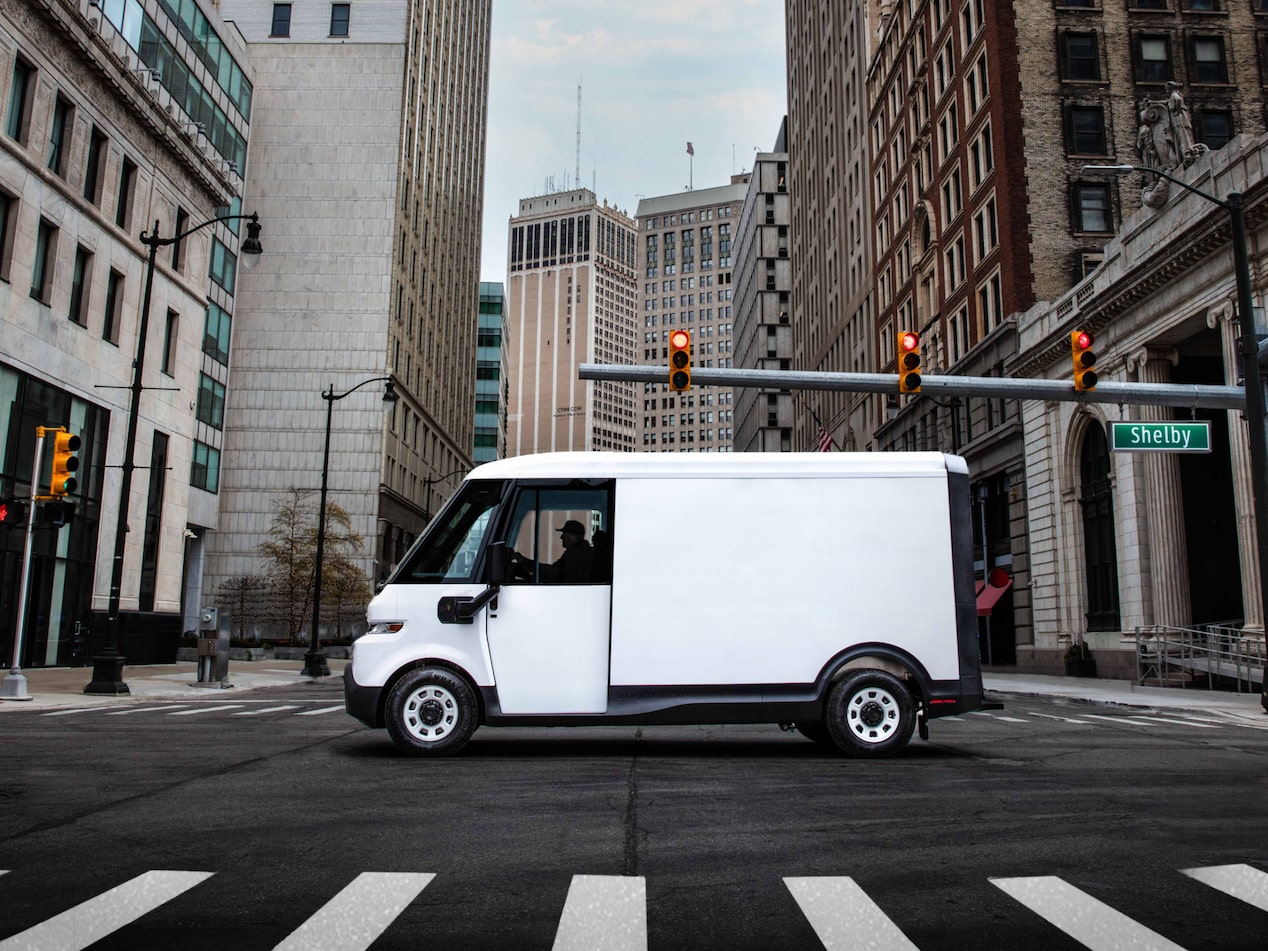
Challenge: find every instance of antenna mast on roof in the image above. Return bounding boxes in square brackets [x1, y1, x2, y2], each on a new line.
[576, 79, 582, 192]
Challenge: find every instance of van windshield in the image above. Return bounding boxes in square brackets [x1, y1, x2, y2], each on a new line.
[395, 481, 504, 583]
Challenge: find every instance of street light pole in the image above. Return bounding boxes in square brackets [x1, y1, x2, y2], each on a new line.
[86, 213, 262, 695]
[1084, 165, 1268, 693]
[304, 376, 397, 678]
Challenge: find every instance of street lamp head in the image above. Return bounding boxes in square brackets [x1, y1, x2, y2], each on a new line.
[382, 378, 399, 403]
[1080, 164, 1137, 175]
[239, 214, 263, 270]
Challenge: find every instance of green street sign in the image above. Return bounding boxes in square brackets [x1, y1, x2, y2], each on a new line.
[1110, 421, 1211, 453]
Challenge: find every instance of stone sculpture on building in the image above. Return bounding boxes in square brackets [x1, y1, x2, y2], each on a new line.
[1136, 84, 1209, 207]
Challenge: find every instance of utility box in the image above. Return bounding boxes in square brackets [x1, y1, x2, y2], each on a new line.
[195, 606, 231, 686]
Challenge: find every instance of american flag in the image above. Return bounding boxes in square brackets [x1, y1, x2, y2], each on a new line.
[686, 141, 694, 156]
[817, 427, 834, 452]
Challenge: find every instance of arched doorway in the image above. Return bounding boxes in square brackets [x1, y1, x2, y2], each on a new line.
[1080, 421, 1121, 631]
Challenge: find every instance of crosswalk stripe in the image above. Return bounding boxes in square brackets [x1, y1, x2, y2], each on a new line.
[272, 872, 434, 951]
[785, 877, 918, 951]
[994, 716, 1029, 723]
[106, 705, 192, 716]
[0, 869, 212, 951]
[1083, 714, 1142, 725]
[1027, 712, 1093, 725]
[167, 705, 244, 716]
[1182, 864, 1268, 912]
[38, 708, 100, 717]
[295, 705, 345, 717]
[552, 875, 647, 951]
[1174, 715, 1230, 725]
[232, 705, 302, 716]
[992, 875, 1187, 950]
[1129, 715, 1219, 729]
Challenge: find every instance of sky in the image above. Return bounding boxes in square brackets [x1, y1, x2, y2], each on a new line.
[479, 1, 789, 282]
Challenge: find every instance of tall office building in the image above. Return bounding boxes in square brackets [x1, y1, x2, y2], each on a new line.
[474, 281, 507, 465]
[504, 189, 639, 456]
[784, 0, 876, 452]
[206, 0, 490, 613]
[635, 179, 747, 452]
[1, 0, 252, 664]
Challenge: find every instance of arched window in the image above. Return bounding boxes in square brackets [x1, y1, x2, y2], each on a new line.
[1079, 421, 1121, 631]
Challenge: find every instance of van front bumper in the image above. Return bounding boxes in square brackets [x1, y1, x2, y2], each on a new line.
[343, 664, 383, 728]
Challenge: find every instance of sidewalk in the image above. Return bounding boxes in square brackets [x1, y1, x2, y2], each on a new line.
[0, 659, 347, 711]
[2, 663, 1264, 718]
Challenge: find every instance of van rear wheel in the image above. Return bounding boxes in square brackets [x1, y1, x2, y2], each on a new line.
[825, 670, 915, 756]
[385, 667, 478, 756]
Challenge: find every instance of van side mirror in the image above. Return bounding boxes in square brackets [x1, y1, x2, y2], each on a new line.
[487, 541, 508, 585]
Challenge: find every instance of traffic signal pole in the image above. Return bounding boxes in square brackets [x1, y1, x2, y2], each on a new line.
[1, 429, 47, 701]
[578, 363, 1247, 410]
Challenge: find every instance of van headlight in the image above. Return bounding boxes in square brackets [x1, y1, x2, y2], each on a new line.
[366, 621, 405, 636]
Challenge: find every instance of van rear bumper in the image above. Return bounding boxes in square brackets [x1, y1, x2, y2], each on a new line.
[343, 664, 383, 728]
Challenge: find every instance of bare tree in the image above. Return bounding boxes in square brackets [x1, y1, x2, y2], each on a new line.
[217, 576, 266, 640]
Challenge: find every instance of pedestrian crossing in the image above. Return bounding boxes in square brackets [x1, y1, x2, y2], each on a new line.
[938, 709, 1265, 732]
[35, 701, 347, 720]
[0, 864, 1262, 950]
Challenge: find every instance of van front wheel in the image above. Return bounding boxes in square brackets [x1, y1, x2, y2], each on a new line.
[385, 668, 478, 756]
[825, 670, 915, 756]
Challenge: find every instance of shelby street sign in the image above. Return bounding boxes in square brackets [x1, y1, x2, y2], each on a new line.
[1110, 421, 1211, 453]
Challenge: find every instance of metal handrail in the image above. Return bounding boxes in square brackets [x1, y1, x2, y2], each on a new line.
[1135, 625, 1266, 693]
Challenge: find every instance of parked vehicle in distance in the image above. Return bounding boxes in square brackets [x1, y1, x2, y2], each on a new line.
[344, 451, 983, 755]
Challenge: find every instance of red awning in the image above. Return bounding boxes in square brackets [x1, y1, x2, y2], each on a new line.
[976, 577, 1013, 617]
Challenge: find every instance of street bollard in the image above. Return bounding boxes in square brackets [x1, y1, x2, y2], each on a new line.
[195, 607, 232, 688]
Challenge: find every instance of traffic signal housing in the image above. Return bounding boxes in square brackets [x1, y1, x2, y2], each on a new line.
[0, 498, 26, 528]
[1071, 330, 1098, 391]
[897, 331, 921, 393]
[669, 329, 691, 392]
[49, 429, 81, 498]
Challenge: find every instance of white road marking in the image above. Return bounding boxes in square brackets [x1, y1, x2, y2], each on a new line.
[994, 716, 1029, 723]
[0, 870, 212, 951]
[1129, 715, 1219, 729]
[1182, 864, 1268, 912]
[992, 875, 1187, 950]
[1027, 712, 1094, 725]
[785, 876, 919, 951]
[167, 705, 244, 716]
[294, 705, 345, 717]
[272, 872, 434, 951]
[105, 705, 192, 716]
[38, 708, 101, 717]
[231, 705, 302, 716]
[552, 875, 647, 951]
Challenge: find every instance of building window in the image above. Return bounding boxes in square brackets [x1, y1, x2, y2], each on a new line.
[271, 3, 292, 36]
[1061, 33, 1101, 82]
[209, 238, 237, 294]
[6, 58, 34, 143]
[330, 3, 351, 36]
[204, 302, 232, 364]
[191, 441, 220, 493]
[197, 374, 226, 429]
[0, 190, 15, 282]
[102, 269, 124, 345]
[1130, 0, 1168, 8]
[973, 195, 999, 262]
[116, 157, 137, 229]
[172, 208, 189, 271]
[1191, 37, 1228, 83]
[1066, 105, 1108, 155]
[30, 219, 58, 303]
[69, 246, 92, 326]
[968, 121, 995, 191]
[1197, 108, 1233, 148]
[83, 127, 108, 204]
[47, 94, 73, 177]
[1137, 36, 1173, 83]
[161, 310, 179, 376]
[1073, 182, 1113, 233]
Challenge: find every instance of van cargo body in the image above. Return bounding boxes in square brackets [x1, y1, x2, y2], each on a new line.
[344, 452, 983, 755]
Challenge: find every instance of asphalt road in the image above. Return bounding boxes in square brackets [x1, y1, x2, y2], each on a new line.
[1, 684, 1266, 950]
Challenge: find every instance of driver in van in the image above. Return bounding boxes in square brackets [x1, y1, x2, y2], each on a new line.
[509, 520, 594, 583]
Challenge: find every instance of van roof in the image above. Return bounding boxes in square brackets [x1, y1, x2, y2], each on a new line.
[467, 451, 966, 481]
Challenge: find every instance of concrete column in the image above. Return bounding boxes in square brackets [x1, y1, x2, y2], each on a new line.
[1207, 301, 1263, 629]
[1128, 345, 1191, 629]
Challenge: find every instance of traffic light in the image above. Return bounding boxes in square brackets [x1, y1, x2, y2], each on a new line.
[1071, 330, 1098, 391]
[897, 331, 921, 393]
[669, 328, 691, 392]
[38, 500, 73, 527]
[0, 498, 26, 528]
[49, 429, 81, 498]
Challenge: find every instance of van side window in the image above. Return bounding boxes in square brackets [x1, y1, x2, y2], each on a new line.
[503, 484, 614, 585]
[395, 481, 503, 582]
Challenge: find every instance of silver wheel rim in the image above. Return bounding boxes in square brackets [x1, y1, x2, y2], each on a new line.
[402, 683, 460, 743]
[845, 685, 901, 744]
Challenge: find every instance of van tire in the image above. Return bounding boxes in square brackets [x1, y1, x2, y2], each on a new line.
[385, 668, 478, 756]
[825, 670, 915, 756]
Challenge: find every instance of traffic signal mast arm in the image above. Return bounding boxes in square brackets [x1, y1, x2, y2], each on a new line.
[578, 363, 1246, 410]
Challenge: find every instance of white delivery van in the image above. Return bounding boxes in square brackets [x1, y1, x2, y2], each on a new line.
[344, 451, 983, 756]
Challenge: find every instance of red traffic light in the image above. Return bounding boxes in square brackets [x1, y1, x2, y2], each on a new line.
[670, 329, 690, 350]
[0, 499, 26, 527]
[1073, 330, 1093, 351]
[669, 328, 692, 391]
[899, 331, 920, 353]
